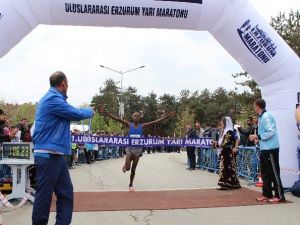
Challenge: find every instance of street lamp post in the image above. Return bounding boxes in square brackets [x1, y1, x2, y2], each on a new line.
[99, 65, 145, 119]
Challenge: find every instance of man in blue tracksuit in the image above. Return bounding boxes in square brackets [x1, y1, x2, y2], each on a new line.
[250, 98, 285, 203]
[32, 71, 94, 225]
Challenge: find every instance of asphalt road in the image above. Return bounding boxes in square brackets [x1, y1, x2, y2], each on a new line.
[2, 152, 300, 225]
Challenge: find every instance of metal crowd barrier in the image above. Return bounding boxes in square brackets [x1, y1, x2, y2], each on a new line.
[98, 146, 122, 160]
[0, 149, 12, 182]
[236, 146, 259, 182]
[0, 165, 11, 179]
[198, 148, 219, 173]
[196, 146, 259, 182]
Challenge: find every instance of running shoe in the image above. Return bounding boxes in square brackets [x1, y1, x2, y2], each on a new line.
[129, 186, 135, 192]
[256, 196, 270, 202]
[217, 187, 231, 190]
[268, 197, 285, 203]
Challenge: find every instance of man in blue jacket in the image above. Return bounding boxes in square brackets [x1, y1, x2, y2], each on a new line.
[32, 71, 94, 225]
[249, 98, 285, 203]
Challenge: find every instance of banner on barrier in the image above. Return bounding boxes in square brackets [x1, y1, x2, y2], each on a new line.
[72, 135, 213, 147]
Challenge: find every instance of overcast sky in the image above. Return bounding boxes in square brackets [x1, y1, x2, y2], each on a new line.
[0, 0, 298, 106]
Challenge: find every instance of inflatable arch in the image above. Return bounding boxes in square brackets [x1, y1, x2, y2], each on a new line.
[0, 0, 299, 186]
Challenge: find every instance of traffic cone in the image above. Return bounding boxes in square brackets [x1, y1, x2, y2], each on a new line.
[255, 173, 263, 187]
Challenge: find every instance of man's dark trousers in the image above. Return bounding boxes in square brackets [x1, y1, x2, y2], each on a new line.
[187, 147, 196, 169]
[260, 149, 285, 200]
[32, 154, 73, 225]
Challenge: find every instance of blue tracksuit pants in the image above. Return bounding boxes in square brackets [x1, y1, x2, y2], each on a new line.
[32, 154, 73, 225]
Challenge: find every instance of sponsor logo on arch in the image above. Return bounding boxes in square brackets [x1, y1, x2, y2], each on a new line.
[238, 19, 277, 64]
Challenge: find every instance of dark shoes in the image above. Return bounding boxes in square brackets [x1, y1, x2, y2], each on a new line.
[186, 167, 195, 170]
[217, 187, 231, 190]
[217, 185, 241, 190]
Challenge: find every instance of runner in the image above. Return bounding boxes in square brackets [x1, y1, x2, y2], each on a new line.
[99, 105, 175, 191]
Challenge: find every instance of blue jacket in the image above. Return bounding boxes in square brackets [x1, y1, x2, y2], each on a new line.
[258, 110, 280, 151]
[33, 87, 94, 155]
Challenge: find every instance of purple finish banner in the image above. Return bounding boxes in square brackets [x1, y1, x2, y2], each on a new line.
[72, 135, 213, 147]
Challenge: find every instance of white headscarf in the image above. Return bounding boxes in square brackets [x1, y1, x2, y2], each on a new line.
[218, 116, 234, 146]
